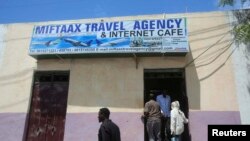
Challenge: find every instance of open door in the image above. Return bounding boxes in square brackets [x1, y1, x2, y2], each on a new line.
[144, 69, 191, 141]
[25, 71, 69, 141]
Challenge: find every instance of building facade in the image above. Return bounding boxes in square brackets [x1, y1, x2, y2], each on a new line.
[1, 10, 249, 141]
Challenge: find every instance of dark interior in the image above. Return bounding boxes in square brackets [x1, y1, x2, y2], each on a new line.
[144, 69, 191, 141]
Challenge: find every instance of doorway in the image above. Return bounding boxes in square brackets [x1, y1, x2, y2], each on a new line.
[25, 71, 70, 141]
[144, 69, 190, 141]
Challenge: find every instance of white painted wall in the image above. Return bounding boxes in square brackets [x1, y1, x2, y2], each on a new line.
[0, 24, 37, 113]
[229, 11, 250, 124]
[231, 43, 250, 124]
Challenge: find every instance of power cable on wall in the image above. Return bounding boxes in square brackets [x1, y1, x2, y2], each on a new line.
[199, 42, 236, 82]
[195, 40, 234, 68]
[184, 30, 233, 68]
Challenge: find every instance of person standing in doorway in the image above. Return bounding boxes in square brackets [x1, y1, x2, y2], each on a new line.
[143, 93, 162, 141]
[170, 101, 188, 141]
[156, 90, 171, 141]
[98, 107, 121, 141]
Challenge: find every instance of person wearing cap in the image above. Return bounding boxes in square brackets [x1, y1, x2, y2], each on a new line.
[143, 93, 162, 141]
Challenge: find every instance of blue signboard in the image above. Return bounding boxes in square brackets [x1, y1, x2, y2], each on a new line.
[29, 18, 189, 56]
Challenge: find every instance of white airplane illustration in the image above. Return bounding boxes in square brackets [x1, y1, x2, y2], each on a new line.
[63, 38, 93, 47]
[31, 38, 61, 47]
[96, 38, 128, 47]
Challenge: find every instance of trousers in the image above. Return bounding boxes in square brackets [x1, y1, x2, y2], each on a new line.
[146, 119, 161, 141]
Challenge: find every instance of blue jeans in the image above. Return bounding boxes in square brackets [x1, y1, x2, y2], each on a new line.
[171, 135, 181, 141]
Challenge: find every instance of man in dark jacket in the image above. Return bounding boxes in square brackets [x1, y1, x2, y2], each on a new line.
[98, 107, 121, 141]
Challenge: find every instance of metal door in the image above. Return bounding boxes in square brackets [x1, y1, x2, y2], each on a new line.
[25, 72, 69, 141]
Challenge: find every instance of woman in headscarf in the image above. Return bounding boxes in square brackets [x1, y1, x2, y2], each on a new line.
[170, 101, 188, 141]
